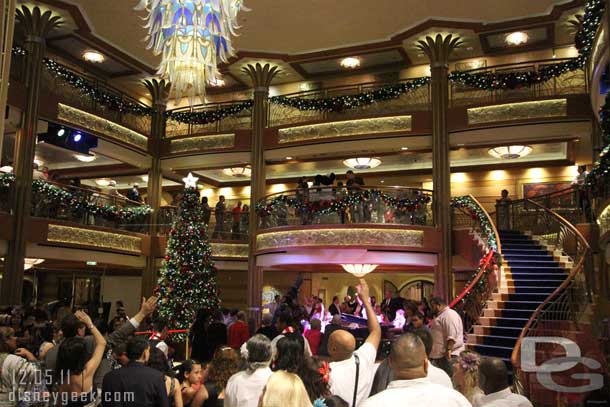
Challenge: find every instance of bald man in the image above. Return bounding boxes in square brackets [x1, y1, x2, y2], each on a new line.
[362, 333, 471, 407]
[328, 279, 381, 407]
[477, 357, 532, 407]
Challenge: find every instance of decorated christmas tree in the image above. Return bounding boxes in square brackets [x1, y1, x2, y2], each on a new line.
[156, 173, 220, 340]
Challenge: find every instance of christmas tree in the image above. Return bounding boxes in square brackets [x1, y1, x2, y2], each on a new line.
[156, 173, 220, 340]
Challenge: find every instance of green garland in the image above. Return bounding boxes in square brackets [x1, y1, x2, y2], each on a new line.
[450, 195, 498, 252]
[0, 173, 151, 223]
[164, 100, 253, 125]
[269, 77, 430, 112]
[256, 189, 431, 217]
[448, 0, 604, 90]
[586, 91, 610, 195]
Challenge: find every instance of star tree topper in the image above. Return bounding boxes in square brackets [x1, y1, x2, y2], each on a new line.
[182, 172, 199, 189]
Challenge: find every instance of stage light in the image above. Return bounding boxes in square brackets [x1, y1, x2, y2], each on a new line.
[73, 132, 82, 142]
[57, 128, 65, 137]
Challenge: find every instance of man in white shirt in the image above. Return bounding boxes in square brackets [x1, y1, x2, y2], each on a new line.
[412, 327, 453, 389]
[329, 279, 381, 407]
[361, 333, 471, 407]
[476, 357, 532, 407]
[225, 334, 273, 407]
[429, 296, 465, 377]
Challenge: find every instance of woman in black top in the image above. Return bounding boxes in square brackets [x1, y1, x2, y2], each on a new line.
[203, 347, 240, 407]
[148, 347, 183, 407]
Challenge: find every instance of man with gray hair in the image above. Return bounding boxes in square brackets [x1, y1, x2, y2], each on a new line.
[225, 334, 273, 407]
[362, 333, 471, 407]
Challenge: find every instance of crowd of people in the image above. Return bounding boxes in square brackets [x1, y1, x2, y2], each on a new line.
[0, 278, 536, 407]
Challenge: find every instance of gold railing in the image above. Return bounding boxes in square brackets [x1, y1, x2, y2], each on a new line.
[165, 101, 252, 138]
[450, 58, 587, 107]
[508, 199, 594, 396]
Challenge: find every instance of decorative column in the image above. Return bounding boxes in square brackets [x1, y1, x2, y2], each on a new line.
[242, 63, 279, 321]
[0, 0, 17, 160]
[2, 7, 61, 306]
[418, 34, 461, 300]
[142, 79, 170, 297]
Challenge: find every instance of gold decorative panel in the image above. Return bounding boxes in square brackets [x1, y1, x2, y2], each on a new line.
[256, 228, 424, 251]
[58, 104, 148, 150]
[467, 99, 567, 125]
[598, 204, 610, 240]
[170, 133, 235, 153]
[47, 224, 142, 254]
[211, 243, 248, 258]
[278, 115, 412, 144]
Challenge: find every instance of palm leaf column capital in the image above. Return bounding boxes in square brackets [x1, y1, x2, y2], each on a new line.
[242, 63, 280, 92]
[416, 34, 462, 68]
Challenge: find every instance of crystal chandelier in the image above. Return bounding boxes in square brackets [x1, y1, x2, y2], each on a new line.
[488, 145, 533, 159]
[135, 0, 247, 104]
[343, 157, 382, 170]
[341, 264, 378, 278]
[223, 166, 251, 177]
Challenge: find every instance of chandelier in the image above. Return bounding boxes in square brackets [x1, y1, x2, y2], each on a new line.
[223, 166, 251, 177]
[135, 0, 247, 104]
[488, 145, 533, 159]
[1, 258, 44, 270]
[343, 157, 382, 170]
[341, 264, 379, 278]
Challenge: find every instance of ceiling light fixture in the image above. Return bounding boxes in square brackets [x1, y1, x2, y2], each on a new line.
[57, 128, 66, 137]
[141, 175, 149, 183]
[95, 179, 114, 187]
[488, 145, 533, 159]
[86, 261, 97, 266]
[341, 264, 378, 278]
[401, 147, 409, 151]
[343, 157, 381, 170]
[135, 0, 246, 105]
[24, 258, 44, 270]
[75, 154, 96, 163]
[505, 31, 529, 46]
[82, 50, 105, 63]
[340, 57, 361, 69]
[285, 156, 293, 160]
[73, 132, 82, 142]
[223, 167, 252, 178]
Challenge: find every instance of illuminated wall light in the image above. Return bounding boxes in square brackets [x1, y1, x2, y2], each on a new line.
[505, 31, 529, 46]
[527, 168, 546, 181]
[452, 172, 468, 183]
[95, 179, 113, 187]
[489, 170, 507, 181]
[340, 57, 361, 69]
[141, 175, 149, 183]
[82, 50, 105, 63]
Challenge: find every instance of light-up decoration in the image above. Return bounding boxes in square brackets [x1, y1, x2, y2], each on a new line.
[223, 166, 252, 177]
[488, 145, 533, 159]
[341, 264, 378, 278]
[182, 172, 199, 188]
[75, 154, 96, 162]
[343, 157, 382, 170]
[505, 31, 529, 46]
[135, 0, 247, 104]
[82, 50, 105, 63]
[340, 57, 361, 69]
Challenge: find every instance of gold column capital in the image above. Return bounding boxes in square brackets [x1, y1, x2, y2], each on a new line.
[417, 34, 462, 68]
[143, 78, 170, 109]
[241, 63, 280, 91]
[15, 6, 62, 39]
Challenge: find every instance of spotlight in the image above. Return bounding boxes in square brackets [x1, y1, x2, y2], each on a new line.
[73, 132, 82, 142]
[57, 128, 65, 137]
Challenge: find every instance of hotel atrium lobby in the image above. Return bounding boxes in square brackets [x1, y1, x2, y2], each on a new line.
[1, 1, 610, 406]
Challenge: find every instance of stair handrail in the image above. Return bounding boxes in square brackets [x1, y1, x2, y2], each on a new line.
[449, 195, 502, 333]
[508, 198, 593, 395]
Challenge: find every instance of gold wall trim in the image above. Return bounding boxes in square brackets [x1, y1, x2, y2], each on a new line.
[256, 228, 424, 251]
[278, 115, 412, 144]
[467, 99, 567, 125]
[170, 133, 235, 153]
[47, 224, 142, 254]
[57, 104, 148, 150]
[211, 242, 248, 258]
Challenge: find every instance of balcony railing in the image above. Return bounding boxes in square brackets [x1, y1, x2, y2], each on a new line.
[450, 58, 587, 107]
[256, 186, 433, 230]
[268, 78, 431, 128]
[159, 206, 248, 242]
[165, 101, 252, 138]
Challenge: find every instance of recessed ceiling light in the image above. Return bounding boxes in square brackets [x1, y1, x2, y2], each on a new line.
[209, 78, 225, 87]
[86, 261, 97, 266]
[75, 154, 96, 162]
[380, 180, 385, 184]
[285, 156, 293, 160]
[82, 50, 105, 63]
[401, 147, 409, 151]
[505, 31, 529, 46]
[340, 57, 361, 69]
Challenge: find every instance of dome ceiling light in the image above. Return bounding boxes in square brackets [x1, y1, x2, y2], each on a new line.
[340, 57, 361, 69]
[74, 154, 96, 162]
[488, 145, 533, 159]
[505, 31, 529, 46]
[341, 264, 378, 278]
[223, 166, 252, 178]
[343, 157, 381, 170]
[82, 50, 105, 63]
